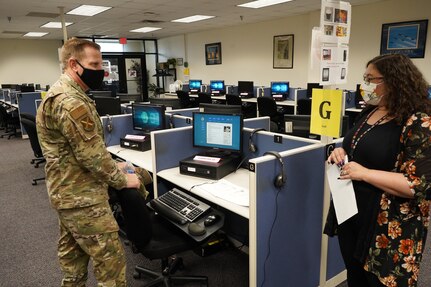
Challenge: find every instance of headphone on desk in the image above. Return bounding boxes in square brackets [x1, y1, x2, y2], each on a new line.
[248, 128, 266, 153]
[169, 113, 180, 129]
[263, 151, 286, 188]
[106, 114, 113, 133]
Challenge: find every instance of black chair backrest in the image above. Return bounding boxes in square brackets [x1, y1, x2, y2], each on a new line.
[257, 97, 278, 117]
[226, 94, 242, 105]
[297, 98, 312, 115]
[20, 112, 36, 122]
[176, 91, 192, 108]
[197, 92, 212, 104]
[20, 117, 44, 158]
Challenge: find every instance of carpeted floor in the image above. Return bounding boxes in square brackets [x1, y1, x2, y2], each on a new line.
[1, 134, 430, 287]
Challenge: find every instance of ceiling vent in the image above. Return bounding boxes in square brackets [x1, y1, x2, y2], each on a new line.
[141, 19, 165, 24]
[2, 31, 25, 35]
[26, 12, 60, 18]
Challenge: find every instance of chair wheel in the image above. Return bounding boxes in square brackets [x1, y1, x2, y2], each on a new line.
[32, 181, 37, 186]
[133, 271, 141, 279]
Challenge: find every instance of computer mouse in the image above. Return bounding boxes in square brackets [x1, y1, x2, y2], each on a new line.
[204, 214, 220, 227]
[188, 222, 206, 236]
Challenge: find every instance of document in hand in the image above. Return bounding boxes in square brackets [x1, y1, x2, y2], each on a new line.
[326, 160, 358, 224]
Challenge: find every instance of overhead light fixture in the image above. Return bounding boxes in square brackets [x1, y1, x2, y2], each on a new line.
[41, 22, 73, 28]
[23, 32, 49, 37]
[172, 15, 215, 23]
[130, 27, 162, 33]
[238, 0, 293, 9]
[67, 5, 112, 16]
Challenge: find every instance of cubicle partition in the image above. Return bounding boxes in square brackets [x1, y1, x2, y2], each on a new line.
[16, 91, 41, 137]
[100, 114, 135, 146]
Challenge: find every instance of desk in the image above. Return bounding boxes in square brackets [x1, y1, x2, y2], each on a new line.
[158, 167, 249, 219]
[107, 145, 153, 172]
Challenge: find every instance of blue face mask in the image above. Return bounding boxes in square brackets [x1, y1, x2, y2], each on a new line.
[76, 60, 104, 90]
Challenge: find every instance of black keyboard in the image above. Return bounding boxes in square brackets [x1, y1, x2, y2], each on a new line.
[150, 188, 210, 225]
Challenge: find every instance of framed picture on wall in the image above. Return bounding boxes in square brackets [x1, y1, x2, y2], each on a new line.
[380, 19, 428, 58]
[205, 42, 222, 65]
[273, 34, 294, 69]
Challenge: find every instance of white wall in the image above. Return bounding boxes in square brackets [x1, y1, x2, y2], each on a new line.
[0, 39, 62, 87]
[159, 0, 431, 90]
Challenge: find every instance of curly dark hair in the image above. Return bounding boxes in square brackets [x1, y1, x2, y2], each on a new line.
[367, 54, 431, 124]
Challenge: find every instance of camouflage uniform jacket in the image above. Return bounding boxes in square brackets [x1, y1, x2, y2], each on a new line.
[36, 73, 127, 210]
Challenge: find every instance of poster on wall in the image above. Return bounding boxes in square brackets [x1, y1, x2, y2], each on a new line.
[320, 0, 352, 44]
[319, 45, 349, 85]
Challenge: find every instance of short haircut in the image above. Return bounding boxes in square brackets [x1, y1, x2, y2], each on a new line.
[60, 38, 101, 68]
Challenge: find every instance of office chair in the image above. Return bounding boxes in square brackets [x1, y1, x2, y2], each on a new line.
[257, 97, 286, 132]
[226, 94, 256, 118]
[19, 115, 45, 185]
[115, 188, 208, 287]
[197, 92, 213, 104]
[176, 91, 197, 108]
[0, 103, 20, 139]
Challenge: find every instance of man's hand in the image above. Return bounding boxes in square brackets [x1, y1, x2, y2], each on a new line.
[126, 173, 140, 189]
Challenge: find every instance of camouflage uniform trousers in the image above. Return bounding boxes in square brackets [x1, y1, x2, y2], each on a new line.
[57, 201, 126, 287]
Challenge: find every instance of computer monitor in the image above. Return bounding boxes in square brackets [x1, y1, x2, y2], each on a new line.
[306, 83, 323, 98]
[210, 80, 225, 95]
[237, 81, 254, 97]
[189, 79, 202, 94]
[284, 114, 350, 139]
[271, 81, 289, 101]
[193, 112, 243, 155]
[94, 96, 121, 116]
[132, 103, 166, 133]
[199, 103, 242, 115]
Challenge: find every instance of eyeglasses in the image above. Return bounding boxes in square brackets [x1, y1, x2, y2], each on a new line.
[363, 75, 384, 85]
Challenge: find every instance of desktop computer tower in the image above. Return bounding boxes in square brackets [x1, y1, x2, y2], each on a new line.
[179, 155, 241, 180]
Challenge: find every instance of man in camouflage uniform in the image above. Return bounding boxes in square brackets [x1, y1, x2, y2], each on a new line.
[36, 38, 140, 287]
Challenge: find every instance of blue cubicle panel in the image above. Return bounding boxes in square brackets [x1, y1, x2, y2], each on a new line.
[251, 145, 328, 287]
[17, 92, 41, 136]
[100, 114, 135, 146]
[344, 90, 356, 109]
[244, 117, 270, 130]
[296, 88, 308, 100]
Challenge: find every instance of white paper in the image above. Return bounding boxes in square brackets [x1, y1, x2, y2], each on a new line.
[326, 158, 357, 224]
[199, 179, 249, 206]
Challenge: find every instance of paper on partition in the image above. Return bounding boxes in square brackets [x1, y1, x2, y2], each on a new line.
[326, 161, 357, 224]
[199, 179, 249, 207]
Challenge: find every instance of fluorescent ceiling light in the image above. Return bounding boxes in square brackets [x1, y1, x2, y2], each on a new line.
[24, 32, 49, 37]
[67, 5, 112, 16]
[41, 22, 73, 28]
[172, 15, 215, 23]
[130, 27, 162, 33]
[238, 0, 293, 9]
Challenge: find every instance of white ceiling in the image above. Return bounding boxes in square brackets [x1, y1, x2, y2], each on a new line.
[0, 0, 384, 40]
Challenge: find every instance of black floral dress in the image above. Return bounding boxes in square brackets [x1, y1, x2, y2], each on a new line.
[364, 112, 431, 287]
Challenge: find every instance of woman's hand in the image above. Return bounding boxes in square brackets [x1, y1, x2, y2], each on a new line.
[327, 147, 347, 166]
[339, 161, 369, 181]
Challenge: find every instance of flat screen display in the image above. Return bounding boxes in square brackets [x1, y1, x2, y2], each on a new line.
[189, 79, 202, 92]
[132, 103, 165, 132]
[193, 112, 243, 153]
[238, 81, 254, 96]
[210, 80, 225, 94]
[271, 81, 289, 100]
[306, 83, 323, 98]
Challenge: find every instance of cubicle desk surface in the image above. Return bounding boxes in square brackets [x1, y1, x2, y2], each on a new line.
[244, 97, 295, 106]
[107, 145, 153, 172]
[157, 167, 250, 219]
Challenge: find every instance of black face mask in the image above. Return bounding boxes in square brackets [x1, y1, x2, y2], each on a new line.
[75, 60, 105, 90]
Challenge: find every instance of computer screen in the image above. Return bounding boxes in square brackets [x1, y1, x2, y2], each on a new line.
[193, 112, 243, 154]
[284, 114, 350, 139]
[199, 103, 242, 115]
[306, 83, 323, 98]
[94, 96, 121, 116]
[271, 81, 289, 101]
[238, 81, 254, 97]
[189, 79, 202, 93]
[132, 103, 166, 133]
[210, 80, 225, 95]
